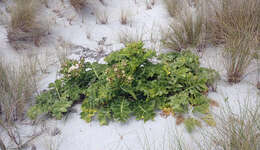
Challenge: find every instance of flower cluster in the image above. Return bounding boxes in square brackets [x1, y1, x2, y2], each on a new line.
[68, 64, 79, 73]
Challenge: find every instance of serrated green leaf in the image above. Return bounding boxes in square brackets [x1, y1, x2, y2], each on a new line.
[97, 108, 111, 125]
[134, 101, 156, 122]
[111, 100, 132, 122]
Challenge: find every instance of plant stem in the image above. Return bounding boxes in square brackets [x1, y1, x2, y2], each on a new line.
[0, 137, 6, 150]
[91, 64, 99, 79]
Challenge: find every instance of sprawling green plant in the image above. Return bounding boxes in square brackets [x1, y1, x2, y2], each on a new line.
[28, 42, 218, 132]
[28, 59, 106, 119]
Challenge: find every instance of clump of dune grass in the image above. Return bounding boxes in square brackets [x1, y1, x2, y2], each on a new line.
[201, 98, 260, 150]
[0, 57, 38, 125]
[207, 0, 260, 45]
[8, 0, 48, 49]
[118, 27, 146, 45]
[162, 11, 204, 51]
[0, 55, 44, 150]
[120, 9, 132, 25]
[70, 0, 87, 11]
[10, 0, 41, 33]
[55, 38, 71, 66]
[95, 8, 109, 24]
[164, 0, 183, 17]
[206, 0, 260, 83]
[223, 32, 258, 83]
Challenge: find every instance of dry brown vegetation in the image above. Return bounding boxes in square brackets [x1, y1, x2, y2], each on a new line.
[0, 55, 41, 150]
[201, 99, 260, 150]
[96, 9, 109, 24]
[164, 0, 183, 17]
[70, 0, 87, 11]
[0, 57, 38, 125]
[120, 9, 130, 25]
[223, 32, 257, 83]
[206, 0, 260, 45]
[8, 0, 48, 49]
[207, 0, 260, 83]
[10, 0, 39, 31]
[118, 27, 146, 45]
[162, 11, 204, 51]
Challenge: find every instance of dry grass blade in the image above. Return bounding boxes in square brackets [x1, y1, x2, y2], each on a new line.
[257, 82, 260, 90]
[0, 119, 45, 150]
[0, 137, 6, 150]
[164, 0, 183, 17]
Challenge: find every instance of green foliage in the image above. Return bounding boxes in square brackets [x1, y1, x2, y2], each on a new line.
[28, 60, 106, 120]
[111, 100, 132, 122]
[28, 42, 218, 132]
[28, 79, 73, 120]
[202, 114, 216, 127]
[184, 118, 202, 133]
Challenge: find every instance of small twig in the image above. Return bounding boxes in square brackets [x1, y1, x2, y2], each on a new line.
[0, 119, 44, 150]
[0, 137, 6, 150]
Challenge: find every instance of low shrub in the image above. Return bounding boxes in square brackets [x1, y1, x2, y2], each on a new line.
[28, 42, 218, 131]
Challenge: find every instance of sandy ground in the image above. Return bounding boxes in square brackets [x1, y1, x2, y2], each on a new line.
[0, 0, 259, 150]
